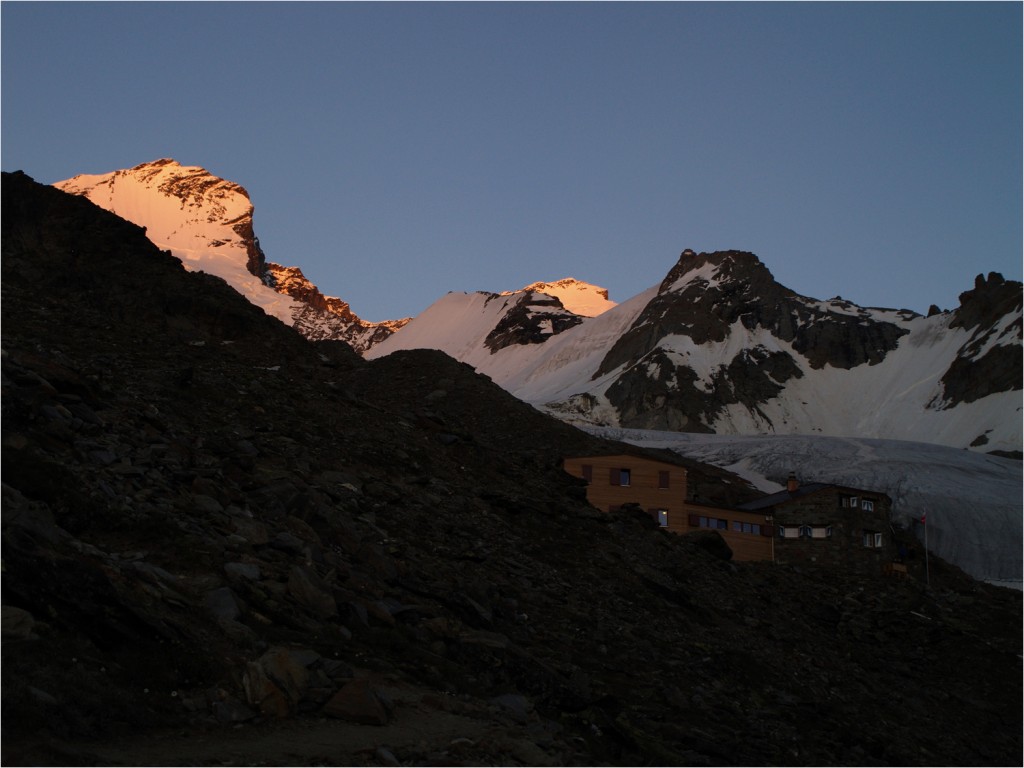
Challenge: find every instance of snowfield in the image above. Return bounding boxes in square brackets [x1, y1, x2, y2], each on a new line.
[583, 427, 1023, 589]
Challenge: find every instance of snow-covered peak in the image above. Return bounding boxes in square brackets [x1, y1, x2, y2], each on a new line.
[504, 278, 617, 317]
[54, 159, 407, 351]
[54, 159, 301, 325]
[56, 159, 253, 255]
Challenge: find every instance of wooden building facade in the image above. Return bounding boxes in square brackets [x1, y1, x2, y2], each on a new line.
[562, 454, 688, 531]
[563, 454, 774, 561]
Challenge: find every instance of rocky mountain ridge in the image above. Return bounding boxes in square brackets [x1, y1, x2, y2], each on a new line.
[53, 160, 1021, 453]
[373, 249, 1022, 454]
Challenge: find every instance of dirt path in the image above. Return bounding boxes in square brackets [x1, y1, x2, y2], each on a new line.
[6, 681, 571, 767]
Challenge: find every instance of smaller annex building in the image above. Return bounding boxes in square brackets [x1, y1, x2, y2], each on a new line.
[736, 473, 895, 574]
[564, 456, 895, 570]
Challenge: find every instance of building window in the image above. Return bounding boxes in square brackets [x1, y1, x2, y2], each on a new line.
[861, 499, 874, 512]
[697, 516, 727, 530]
[734, 521, 763, 535]
[582, 464, 593, 483]
[610, 468, 631, 487]
[658, 470, 670, 490]
[778, 526, 786, 538]
[849, 496, 859, 508]
[799, 525, 813, 539]
[655, 509, 669, 527]
[863, 530, 883, 548]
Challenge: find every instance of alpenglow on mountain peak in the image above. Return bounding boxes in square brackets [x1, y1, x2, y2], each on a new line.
[503, 277, 617, 318]
[54, 159, 407, 353]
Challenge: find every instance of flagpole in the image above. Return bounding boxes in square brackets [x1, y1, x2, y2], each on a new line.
[923, 512, 930, 588]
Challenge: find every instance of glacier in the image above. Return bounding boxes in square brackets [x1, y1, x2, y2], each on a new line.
[585, 428, 1023, 589]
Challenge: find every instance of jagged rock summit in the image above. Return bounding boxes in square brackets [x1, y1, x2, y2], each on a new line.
[54, 159, 406, 353]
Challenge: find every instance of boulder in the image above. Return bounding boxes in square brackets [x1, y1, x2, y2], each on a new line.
[287, 565, 337, 618]
[322, 678, 389, 725]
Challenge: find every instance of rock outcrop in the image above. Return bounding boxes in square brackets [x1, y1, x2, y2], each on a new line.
[484, 292, 585, 353]
[936, 271, 1023, 407]
[265, 263, 409, 352]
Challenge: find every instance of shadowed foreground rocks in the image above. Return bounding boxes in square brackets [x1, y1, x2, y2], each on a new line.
[2, 171, 1021, 766]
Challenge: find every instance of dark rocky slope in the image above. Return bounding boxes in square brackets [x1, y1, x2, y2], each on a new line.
[2, 172, 1020, 766]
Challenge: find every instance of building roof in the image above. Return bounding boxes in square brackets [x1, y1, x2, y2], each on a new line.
[736, 482, 832, 511]
[737, 481, 892, 511]
[563, 450, 689, 469]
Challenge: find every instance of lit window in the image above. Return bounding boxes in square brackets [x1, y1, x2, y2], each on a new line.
[861, 499, 874, 512]
[656, 509, 668, 527]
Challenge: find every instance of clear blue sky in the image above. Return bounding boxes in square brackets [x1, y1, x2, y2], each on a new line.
[3, 2, 1020, 322]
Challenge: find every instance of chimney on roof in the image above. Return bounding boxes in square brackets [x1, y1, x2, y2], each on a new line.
[787, 473, 799, 493]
